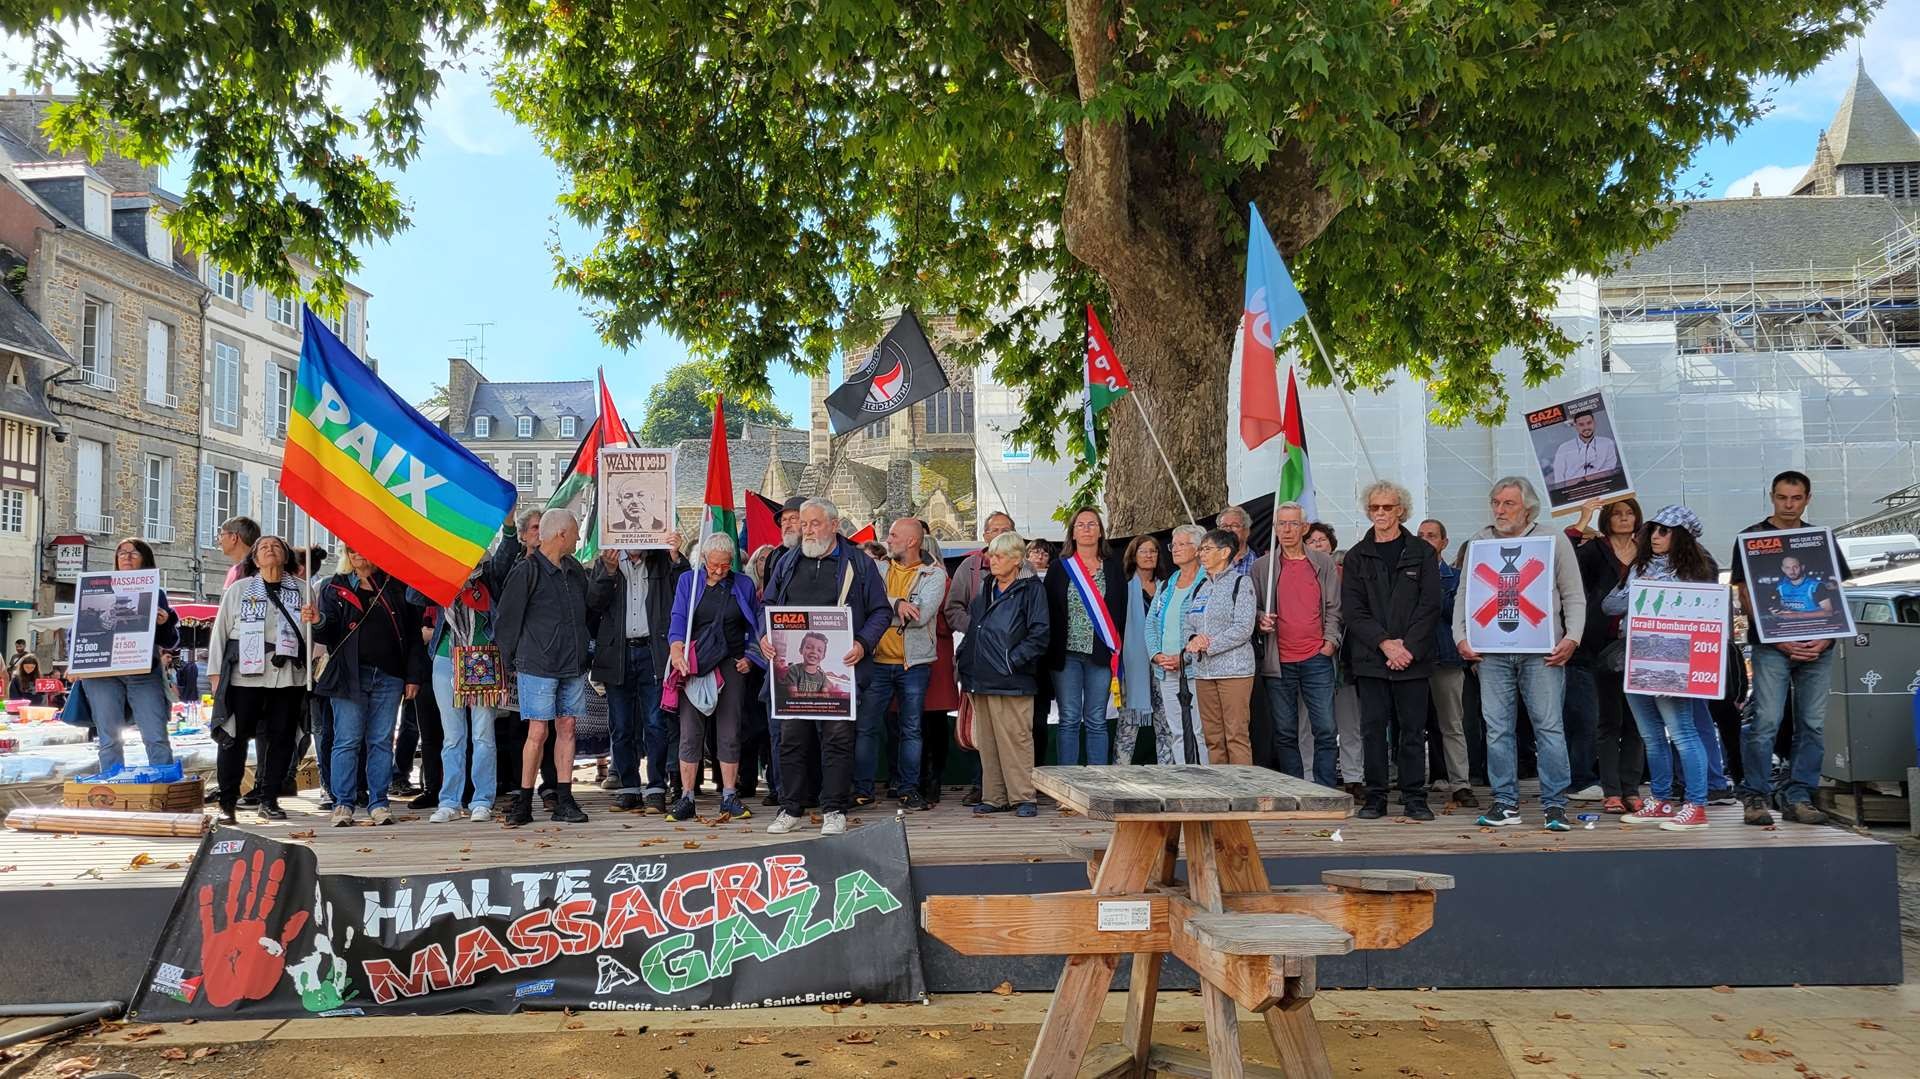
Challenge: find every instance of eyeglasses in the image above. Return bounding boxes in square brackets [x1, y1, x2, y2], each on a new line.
[1366, 504, 1399, 513]
[1275, 520, 1305, 529]
[1198, 543, 1227, 553]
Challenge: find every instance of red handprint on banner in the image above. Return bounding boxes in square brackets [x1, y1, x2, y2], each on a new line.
[198, 848, 311, 1008]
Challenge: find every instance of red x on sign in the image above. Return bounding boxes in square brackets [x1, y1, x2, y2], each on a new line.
[1472, 558, 1547, 628]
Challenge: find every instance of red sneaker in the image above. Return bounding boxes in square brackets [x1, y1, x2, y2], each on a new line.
[1660, 803, 1709, 831]
[1621, 799, 1675, 824]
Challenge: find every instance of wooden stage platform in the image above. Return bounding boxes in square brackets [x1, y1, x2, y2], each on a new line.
[0, 781, 1904, 1005]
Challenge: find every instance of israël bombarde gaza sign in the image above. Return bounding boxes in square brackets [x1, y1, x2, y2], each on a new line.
[130, 823, 926, 1019]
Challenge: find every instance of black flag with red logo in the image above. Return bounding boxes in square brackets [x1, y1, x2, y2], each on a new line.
[824, 310, 949, 436]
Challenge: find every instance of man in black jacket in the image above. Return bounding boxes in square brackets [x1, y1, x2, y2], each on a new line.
[1340, 480, 1444, 821]
[587, 536, 687, 813]
[496, 507, 593, 826]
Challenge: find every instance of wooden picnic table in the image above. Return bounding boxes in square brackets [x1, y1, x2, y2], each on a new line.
[922, 764, 1454, 1079]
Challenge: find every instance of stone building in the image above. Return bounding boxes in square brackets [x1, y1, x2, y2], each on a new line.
[196, 256, 369, 591]
[804, 313, 979, 540]
[0, 103, 208, 611]
[0, 288, 65, 646]
[438, 357, 593, 508]
[1791, 59, 1920, 203]
[671, 422, 810, 537]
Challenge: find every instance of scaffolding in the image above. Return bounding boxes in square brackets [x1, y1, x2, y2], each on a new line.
[1601, 218, 1920, 357]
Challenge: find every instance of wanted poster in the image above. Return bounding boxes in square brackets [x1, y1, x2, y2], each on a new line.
[1526, 390, 1634, 512]
[69, 569, 161, 678]
[767, 607, 857, 721]
[1736, 527, 1855, 643]
[597, 447, 676, 550]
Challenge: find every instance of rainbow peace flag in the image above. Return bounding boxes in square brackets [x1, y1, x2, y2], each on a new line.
[280, 309, 515, 604]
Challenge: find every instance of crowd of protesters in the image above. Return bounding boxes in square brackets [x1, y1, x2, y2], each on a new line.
[40, 467, 1844, 838]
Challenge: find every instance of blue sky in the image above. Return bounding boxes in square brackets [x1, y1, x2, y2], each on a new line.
[10, 5, 1918, 426]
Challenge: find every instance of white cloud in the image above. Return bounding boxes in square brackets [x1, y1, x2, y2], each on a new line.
[1767, 2, 1920, 119]
[1721, 161, 1811, 198]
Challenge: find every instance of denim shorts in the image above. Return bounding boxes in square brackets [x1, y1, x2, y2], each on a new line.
[517, 673, 588, 722]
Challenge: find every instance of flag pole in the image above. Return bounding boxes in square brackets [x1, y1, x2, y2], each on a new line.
[1126, 391, 1198, 525]
[1298, 311, 1380, 482]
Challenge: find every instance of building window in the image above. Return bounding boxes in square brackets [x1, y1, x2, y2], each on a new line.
[79, 299, 114, 389]
[277, 488, 296, 541]
[145, 318, 174, 407]
[345, 298, 361, 348]
[924, 387, 975, 434]
[322, 308, 343, 337]
[474, 415, 491, 438]
[269, 365, 293, 439]
[211, 341, 242, 427]
[0, 489, 23, 534]
[209, 264, 241, 303]
[514, 458, 536, 491]
[211, 467, 235, 533]
[83, 184, 110, 236]
[866, 415, 891, 440]
[144, 455, 174, 542]
[517, 416, 535, 438]
[268, 293, 297, 327]
[75, 436, 107, 533]
[560, 415, 577, 439]
[145, 209, 171, 265]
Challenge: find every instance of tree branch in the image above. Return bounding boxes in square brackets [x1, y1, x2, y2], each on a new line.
[1234, 136, 1345, 258]
[996, 18, 1074, 96]
[1060, 0, 1131, 274]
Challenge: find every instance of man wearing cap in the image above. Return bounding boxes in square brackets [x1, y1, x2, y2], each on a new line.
[1454, 476, 1586, 832]
[943, 511, 1015, 806]
[1730, 470, 1850, 827]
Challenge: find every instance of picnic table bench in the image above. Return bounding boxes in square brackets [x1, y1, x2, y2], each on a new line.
[921, 765, 1454, 1079]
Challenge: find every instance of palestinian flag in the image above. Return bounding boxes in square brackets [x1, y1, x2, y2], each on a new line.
[546, 368, 631, 563]
[745, 490, 784, 557]
[848, 522, 876, 544]
[1081, 304, 1131, 465]
[701, 396, 739, 564]
[1276, 365, 1316, 521]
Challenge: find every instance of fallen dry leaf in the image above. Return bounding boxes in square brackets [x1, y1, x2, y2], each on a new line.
[1419, 1016, 1439, 1032]
[991, 980, 1015, 996]
[919, 1028, 950, 1040]
[355, 847, 374, 853]
[1552, 1011, 1574, 1020]
[191, 1046, 221, 1059]
[1521, 1051, 1553, 1065]
[288, 829, 316, 839]
[683, 840, 701, 849]
[839, 1030, 875, 1044]
[1179, 1022, 1202, 1033]
[1608, 1041, 1628, 1050]
[123, 1024, 165, 1041]
[164, 862, 183, 869]
[1711, 984, 1735, 994]
[819, 1004, 843, 1015]
[126, 852, 154, 869]
[565, 1020, 585, 1030]
[1747, 1027, 1778, 1044]
[1857, 1020, 1886, 1030]
[159, 1048, 189, 1061]
[737, 1034, 770, 1045]
[969, 1021, 994, 1032]
[1739, 1049, 1778, 1063]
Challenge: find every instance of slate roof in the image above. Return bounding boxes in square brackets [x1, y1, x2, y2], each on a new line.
[1823, 60, 1920, 168]
[0, 122, 202, 284]
[465, 379, 594, 442]
[1603, 195, 1910, 283]
[672, 425, 811, 508]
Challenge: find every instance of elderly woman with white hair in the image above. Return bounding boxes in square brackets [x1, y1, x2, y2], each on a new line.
[1339, 479, 1443, 821]
[665, 531, 765, 822]
[956, 531, 1050, 815]
[1145, 524, 1211, 763]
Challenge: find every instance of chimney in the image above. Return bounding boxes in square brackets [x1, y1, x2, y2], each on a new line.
[446, 356, 485, 434]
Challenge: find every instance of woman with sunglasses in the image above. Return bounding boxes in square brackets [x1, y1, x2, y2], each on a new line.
[81, 538, 179, 775]
[1606, 506, 1715, 831]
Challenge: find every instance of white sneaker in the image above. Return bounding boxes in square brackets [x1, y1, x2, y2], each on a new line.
[821, 811, 847, 836]
[370, 806, 394, 826]
[1568, 784, 1605, 802]
[330, 805, 354, 828]
[470, 805, 492, 822]
[767, 810, 801, 835]
[429, 807, 459, 824]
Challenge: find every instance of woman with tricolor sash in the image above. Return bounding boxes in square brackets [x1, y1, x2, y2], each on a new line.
[1043, 507, 1129, 767]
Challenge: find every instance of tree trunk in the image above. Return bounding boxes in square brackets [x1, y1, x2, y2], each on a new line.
[1054, 0, 1343, 535]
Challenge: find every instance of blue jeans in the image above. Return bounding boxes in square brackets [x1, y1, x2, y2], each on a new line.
[433, 654, 497, 811]
[1053, 654, 1112, 766]
[1478, 654, 1571, 810]
[1741, 644, 1833, 806]
[605, 642, 660, 794]
[855, 663, 930, 796]
[1263, 655, 1337, 787]
[85, 669, 175, 775]
[329, 668, 404, 809]
[1627, 692, 1707, 805]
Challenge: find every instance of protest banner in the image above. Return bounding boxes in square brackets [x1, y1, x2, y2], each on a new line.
[68, 569, 160, 678]
[130, 821, 925, 1020]
[1736, 526, 1856, 643]
[767, 607, 857, 721]
[1623, 579, 1730, 699]
[597, 447, 676, 550]
[1462, 535, 1557, 654]
[1525, 390, 1634, 512]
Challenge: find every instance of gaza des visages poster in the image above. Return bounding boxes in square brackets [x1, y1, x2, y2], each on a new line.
[131, 824, 926, 1019]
